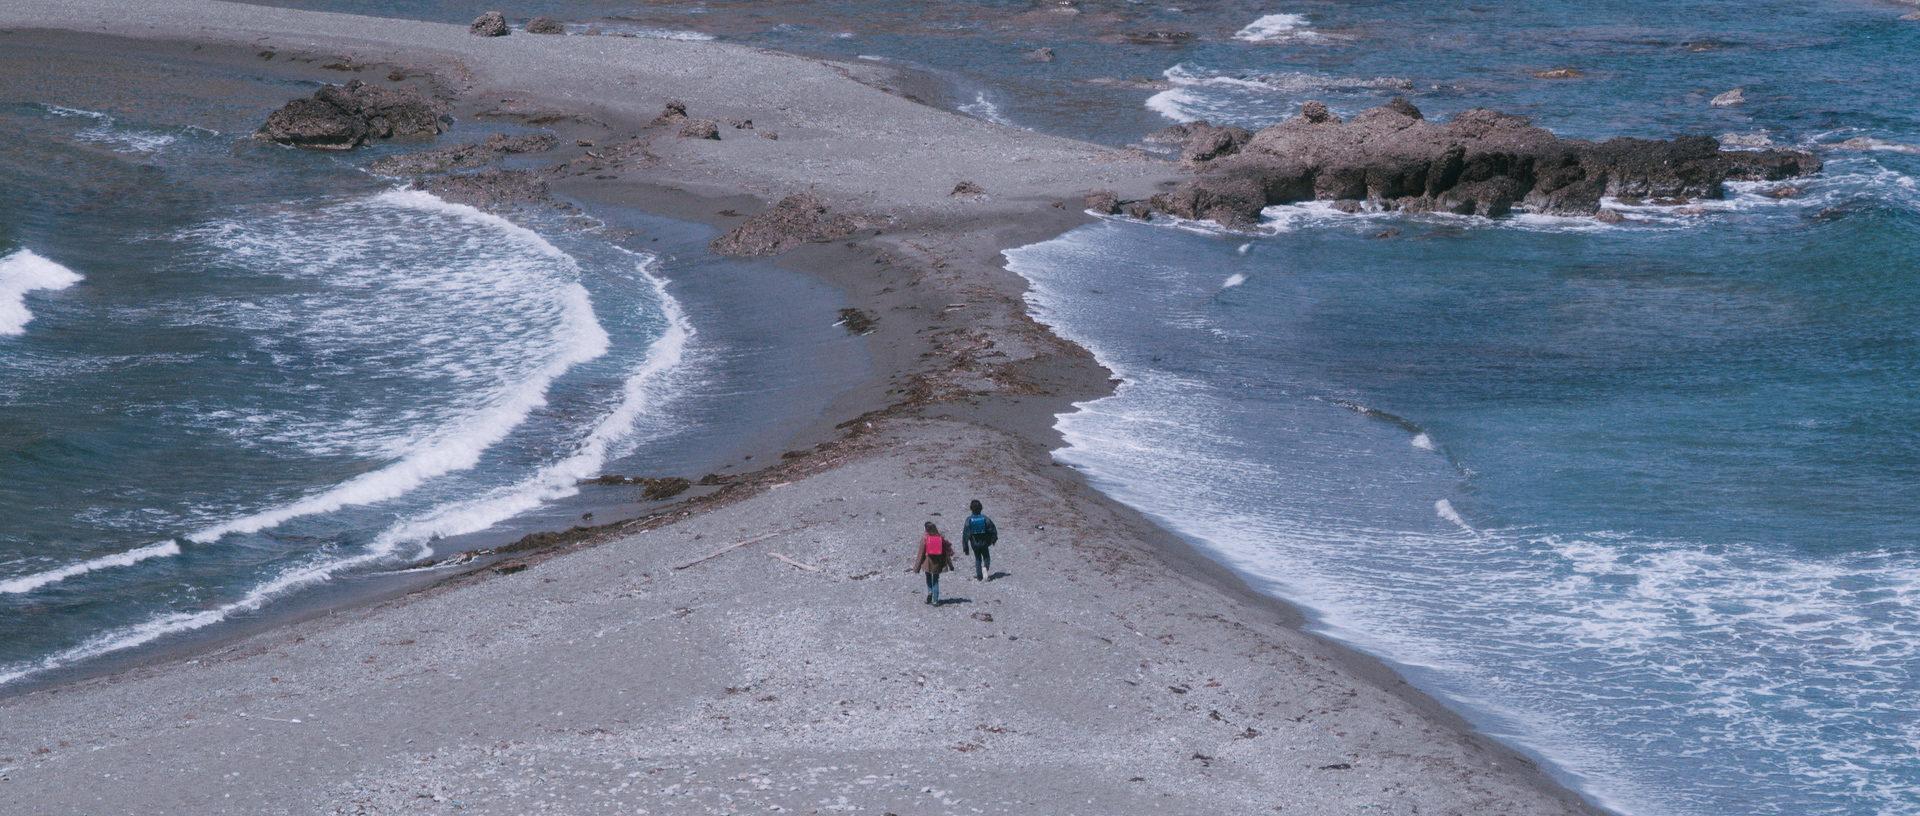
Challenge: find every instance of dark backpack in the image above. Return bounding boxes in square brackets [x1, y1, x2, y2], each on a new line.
[966, 514, 997, 547]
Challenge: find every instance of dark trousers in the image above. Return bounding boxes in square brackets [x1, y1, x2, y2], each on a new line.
[971, 545, 992, 579]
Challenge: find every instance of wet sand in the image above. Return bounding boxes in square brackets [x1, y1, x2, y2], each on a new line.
[0, 2, 1609, 814]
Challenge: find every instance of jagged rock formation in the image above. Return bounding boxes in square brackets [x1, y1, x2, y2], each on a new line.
[367, 132, 559, 176]
[257, 80, 449, 150]
[526, 16, 565, 35]
[710, 194, 857, 256]
[420, 168, 551, 208]
[1149, 99, 1821, 227]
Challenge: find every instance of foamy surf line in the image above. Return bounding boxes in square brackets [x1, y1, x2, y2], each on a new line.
[0, 250, 693, 690]
[0, 248, 83, 336]
[1234, 13, 1319, 43]
[188, 188, 607, 545]
[0, 541, 182, 594]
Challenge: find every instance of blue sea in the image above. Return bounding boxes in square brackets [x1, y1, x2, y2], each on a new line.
[5, 3, 1919, 816]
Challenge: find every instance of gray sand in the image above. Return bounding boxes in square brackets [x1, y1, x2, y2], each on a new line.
[0, 3, 1608, 815]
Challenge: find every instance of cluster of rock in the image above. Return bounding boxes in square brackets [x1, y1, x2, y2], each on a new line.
[368, 132, 560, 175]
[419, 167, 553, 209]
[469, 11, 567, 35]
[710, 193, 857, 256]
[1117, 98, 1821, 227]
[581, 475, 692, 500]
[256, 80, 449, 150]
[652, 99, 756, 140]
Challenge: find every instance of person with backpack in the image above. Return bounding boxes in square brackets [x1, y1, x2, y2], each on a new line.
[961, 499, 998, 581]
[912, 520, 955, 605]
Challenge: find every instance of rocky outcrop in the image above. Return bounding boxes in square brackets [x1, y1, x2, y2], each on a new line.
[470, 12, 509, 36]
[257, 80, 449, 150]
[1178, 122, 1253, 164]
[526, 16, 565, 34]
[710, 194, 857, 256]
[421, 168, 551, 209]
[367, 132, 559, 175]
[483, 132, 560, 153]
[1149, 98, 1821, 226]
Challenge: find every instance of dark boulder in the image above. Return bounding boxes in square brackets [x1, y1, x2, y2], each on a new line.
[258, 80, 448, 149]
[470, 11, 509, 37]
[1179, 123, 1253, 164]
[710, 193, 857, 256]
[526, 16, 565, 34]
[258, 98, 366, 150]
[1083, 190, 1121, 214]
[678, 118, 721, 140]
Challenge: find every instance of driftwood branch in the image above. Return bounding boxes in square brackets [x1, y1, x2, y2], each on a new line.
[768, 552, 822, 572]
[673, 532, 779, 570]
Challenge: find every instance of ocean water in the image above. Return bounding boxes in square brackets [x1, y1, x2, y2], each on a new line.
[0, 42, 866, 690]
[12, 3, 1920, 816]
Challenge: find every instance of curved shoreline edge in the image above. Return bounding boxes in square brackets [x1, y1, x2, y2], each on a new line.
[0, 4, 1613, 814]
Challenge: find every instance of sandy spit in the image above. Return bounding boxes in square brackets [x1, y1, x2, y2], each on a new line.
[0, 2, 1608, 815]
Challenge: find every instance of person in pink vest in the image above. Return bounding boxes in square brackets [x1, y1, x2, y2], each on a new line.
[912, 520, 955, 605]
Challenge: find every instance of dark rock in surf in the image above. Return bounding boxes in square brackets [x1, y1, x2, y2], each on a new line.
[526, 16, 566, 35]
[1025, 47, 1057, 62]
[1178, 122, 1253, 164]
[470, 11, 510, 37]
[1083, 190, 1121, 214]
[1147, 97, 1823, 227]
[420, 167, 551, 208]
[257, 80, 449, 150]
[709, 193, 857, 256]
[369, 142, 497, 175]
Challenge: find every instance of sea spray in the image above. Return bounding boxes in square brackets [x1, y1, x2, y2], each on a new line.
[0, 249, 82, 336]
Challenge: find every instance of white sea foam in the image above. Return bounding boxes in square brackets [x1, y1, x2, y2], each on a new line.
[1148, 64, 1413, 124]
[958, 92, 1015, 126]
[0, 247, 694, 689]
[45, 104, 190, 153]
[354, 249, 693, 556]
[186, 188, 608, 543]
[0, 541, 182, 594]
[1004, 220, 1920, 815]
[1411, 432, 1436, 451]
[1233, 13, 1320, 43]
[593, 24, 715, 40]
[0, 249, 83, 336]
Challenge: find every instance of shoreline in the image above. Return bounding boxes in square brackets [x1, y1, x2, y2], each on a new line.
[0, 4, 1610, 814]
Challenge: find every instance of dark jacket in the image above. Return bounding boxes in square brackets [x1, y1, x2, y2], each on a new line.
[961, 513, 998, 553]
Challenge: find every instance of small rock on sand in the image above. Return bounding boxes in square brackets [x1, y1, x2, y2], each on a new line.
[526, 16, 565, 34]
[679, 119, 721, 140]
